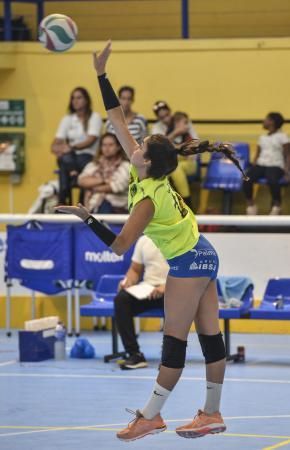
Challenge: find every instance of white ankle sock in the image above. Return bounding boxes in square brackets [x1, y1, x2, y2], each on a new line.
[204, 381, 223, 414]
[141, 382, 171, 419]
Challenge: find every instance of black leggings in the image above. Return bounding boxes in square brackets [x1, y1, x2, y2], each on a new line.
[243, 165, 284, 205]
[114, 289, 164, 355]
[57, 152, 92, 204]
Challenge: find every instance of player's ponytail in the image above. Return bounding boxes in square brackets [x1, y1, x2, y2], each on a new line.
[176, 140, 249, 181]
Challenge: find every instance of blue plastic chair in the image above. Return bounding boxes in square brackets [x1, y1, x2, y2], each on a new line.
[250, 278, 290, 320]
[80, 274, 126, 362]
[80, 274, 124, 318]
[203, 142, 249, 191]
[203, 142, 250, 213]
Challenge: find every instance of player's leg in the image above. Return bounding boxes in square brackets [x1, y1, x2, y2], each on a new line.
[176, 280, 226, 438]
[117, 276, 210, 442]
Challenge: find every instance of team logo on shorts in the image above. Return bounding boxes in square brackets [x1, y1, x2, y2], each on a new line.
[190, 248, 216, 258]
[190, 249, 198, 258]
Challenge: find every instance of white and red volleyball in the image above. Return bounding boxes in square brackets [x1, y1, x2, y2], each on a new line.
[38, 14, 78, 53]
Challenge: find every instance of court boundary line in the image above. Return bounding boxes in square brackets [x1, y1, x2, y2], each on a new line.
[1, 414, 290, 431]
[1, 372, 290, 385]
[1, 425, 290, 441]
[1, 415, 290, 441]
[263, 438, 290, 450]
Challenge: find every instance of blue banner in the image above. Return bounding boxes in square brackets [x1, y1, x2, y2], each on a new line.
[73, 223, 135, 288]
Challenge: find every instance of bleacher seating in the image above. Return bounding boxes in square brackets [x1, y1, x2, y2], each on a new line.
[203, 142, 250, 214]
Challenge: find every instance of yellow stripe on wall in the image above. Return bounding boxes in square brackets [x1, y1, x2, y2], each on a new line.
[1, 296, 289, 334]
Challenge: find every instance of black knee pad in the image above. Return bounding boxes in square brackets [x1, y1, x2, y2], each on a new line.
[198, 333, 226, 364]
[161, 335, 187, 369]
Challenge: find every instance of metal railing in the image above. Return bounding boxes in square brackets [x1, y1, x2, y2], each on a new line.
[1, 213, 290, 227]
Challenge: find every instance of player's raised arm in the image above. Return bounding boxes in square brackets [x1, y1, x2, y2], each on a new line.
[93, 41, 140, 160]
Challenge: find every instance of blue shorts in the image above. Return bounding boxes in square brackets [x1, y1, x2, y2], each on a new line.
[167, 235, 219, 279]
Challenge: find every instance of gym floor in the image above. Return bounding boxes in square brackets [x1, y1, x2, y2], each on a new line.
[1, 330, 290, 450]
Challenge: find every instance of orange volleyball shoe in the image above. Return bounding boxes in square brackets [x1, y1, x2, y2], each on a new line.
[117, 409, 167, 442]
[176, 409, 226, 439]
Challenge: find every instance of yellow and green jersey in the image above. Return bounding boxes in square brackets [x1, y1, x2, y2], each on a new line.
[128, 165, 199, 259]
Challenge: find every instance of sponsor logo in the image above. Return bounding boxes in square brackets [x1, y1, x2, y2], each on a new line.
[170, 266, 179, 271]
[189, 261, 216, 271]
[85, 251, 124, 263]
[190, 249, 198, 258]
[190, 248, 216, 258]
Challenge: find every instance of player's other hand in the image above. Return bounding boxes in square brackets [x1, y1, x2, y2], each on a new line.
[54, 203, 90, 221]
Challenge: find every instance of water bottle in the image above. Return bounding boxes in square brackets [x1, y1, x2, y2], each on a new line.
[54, 322, 66, 360]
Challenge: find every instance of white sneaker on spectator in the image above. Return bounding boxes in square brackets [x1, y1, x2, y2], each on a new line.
[269, 206, 281, 215]
[246, 205, 257, 215]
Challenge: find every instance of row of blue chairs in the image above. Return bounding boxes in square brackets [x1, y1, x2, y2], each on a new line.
[201, 142, 289, 214]
[80, 276, 290, 363]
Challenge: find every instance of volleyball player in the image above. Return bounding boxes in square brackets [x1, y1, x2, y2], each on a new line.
[56, 41, 248, 441]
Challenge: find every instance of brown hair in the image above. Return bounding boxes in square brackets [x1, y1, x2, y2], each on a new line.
[68, 87, 92, 132]
[178, 139, 249, 180]
[93, 132, 125, 163]
[144, 135, 249, 181]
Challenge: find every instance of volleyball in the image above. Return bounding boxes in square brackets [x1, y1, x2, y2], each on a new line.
[38, 14, 78, 53]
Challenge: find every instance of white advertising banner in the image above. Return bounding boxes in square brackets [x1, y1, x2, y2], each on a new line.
[0, 231, 289, 299]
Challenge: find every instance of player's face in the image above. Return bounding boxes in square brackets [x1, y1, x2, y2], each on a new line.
[131, 137, 150, 170]
[157, 108, 172, 126]
[101, 136, 120, 158]
[119, 91, 134, 113]
[71, 90, 87, 111]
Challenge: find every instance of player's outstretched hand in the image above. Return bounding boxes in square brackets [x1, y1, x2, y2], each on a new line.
[93, 40, 112, 76]
[54, 203, 90, 221]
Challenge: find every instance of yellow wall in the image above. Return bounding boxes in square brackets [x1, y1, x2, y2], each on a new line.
[1, 0, 290, 40]
[189, 0, 290, 39]
[1, 38, 290, 334]
[1, 38, 290, 216]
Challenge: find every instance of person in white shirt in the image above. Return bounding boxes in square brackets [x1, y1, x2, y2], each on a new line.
[78, 132, 130, 213]
[243, 112, 290, 215]
[114, 235, 169, 370]
[106, 86, 147, 143]
[152, 101, 199, 208]
[51, 87, 103, 204]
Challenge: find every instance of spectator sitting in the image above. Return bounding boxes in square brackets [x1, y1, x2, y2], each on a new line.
[106, 85, 147, 143]
[51, 87, 103, 205]
[152, 102, 198, 207]
[152, 100, 198, 142]
[114, 235, 169, 370]
[78, 132, 130, 214]
[243, 112, 290, 215]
